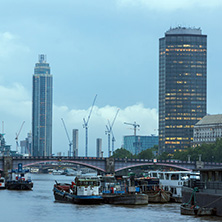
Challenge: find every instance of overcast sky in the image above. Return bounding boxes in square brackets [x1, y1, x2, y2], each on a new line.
[1, 0, 222, 156]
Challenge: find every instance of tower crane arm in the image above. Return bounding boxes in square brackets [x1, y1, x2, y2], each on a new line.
[85, 94, 97, 125]
[15, 121, 25, 140]
[111, 109, 120, 128]
[124, 121, 140, 136]
[61, 118, 72, 145]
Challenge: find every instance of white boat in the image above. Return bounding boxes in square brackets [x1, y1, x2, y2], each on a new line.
[65, 168, 82, 176]
[52, 169, 64, 175]
[0, 176, 6, 189]
[148, 170, 196, 202]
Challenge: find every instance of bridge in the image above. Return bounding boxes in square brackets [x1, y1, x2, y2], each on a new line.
[1, 156, 222, 177]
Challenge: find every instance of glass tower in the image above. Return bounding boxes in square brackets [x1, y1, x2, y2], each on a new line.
[124, 135, 159, 155]
[159, 27, 207, 154]
[32, 55, 53, 156]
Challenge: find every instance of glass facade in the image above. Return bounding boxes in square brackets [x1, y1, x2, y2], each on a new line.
[32, 55, 53, 156]
[159, 27, 207, 154]
[124, 135, 158, 155]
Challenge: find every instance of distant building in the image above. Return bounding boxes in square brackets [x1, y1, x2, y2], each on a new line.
[193, 114, 222, 146]
[96, 138, 102, 157]
[123, 135, 158, 155]
[20, 132, 32, 155]
[32, 55, 53, 156]
[0, 133, 11, 156]
[0, 133, 21, 157]
[159, 27, 207, 154]
[72, 129, 78, 157]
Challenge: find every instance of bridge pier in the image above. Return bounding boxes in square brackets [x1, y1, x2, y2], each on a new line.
[105, 157, 115, 174]
[3, 156, 13, 179]
[196, 154, 204, 169]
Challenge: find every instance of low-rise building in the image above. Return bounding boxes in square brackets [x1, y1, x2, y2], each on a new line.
[193, 114, 222, 146]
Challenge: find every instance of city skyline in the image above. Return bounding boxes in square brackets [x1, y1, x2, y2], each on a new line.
[0, 1, 222, 156]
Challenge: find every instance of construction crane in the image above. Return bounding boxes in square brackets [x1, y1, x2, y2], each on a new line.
[105, 109, 120, 157]
[83, 94, 97, 157]
[15, 121, 25, 153]
[61, 118, 72, 157]
[124, 121, 140, 136]
[108, 121, 117, 154]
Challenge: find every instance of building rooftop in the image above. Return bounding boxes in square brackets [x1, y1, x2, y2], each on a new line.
[195, 114, 222, 126]
[166, 26, 202, 35]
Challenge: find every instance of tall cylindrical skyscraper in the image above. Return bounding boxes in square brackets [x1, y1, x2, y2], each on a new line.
[32, 55, 53, 156]
[159, 27, 207, 154]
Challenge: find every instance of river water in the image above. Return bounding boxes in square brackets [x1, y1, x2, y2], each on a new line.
[0, 174, 221, 222]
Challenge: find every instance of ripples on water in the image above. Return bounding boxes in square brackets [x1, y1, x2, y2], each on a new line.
[0, 174, 221, 222]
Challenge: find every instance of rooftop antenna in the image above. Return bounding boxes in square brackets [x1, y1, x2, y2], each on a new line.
[61, 118, 72, 157]
[83, 94, 97, 157]
[124, 121, 140, 136]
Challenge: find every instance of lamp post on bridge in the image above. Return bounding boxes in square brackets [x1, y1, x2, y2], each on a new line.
[187, 155, 191, 163]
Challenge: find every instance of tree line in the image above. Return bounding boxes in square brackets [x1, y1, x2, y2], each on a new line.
[112, 138, 222, 163]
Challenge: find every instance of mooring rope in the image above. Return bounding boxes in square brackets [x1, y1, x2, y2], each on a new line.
[202, 196, 222, 208]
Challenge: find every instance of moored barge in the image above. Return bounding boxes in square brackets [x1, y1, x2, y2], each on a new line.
[53, 176, 103, 204]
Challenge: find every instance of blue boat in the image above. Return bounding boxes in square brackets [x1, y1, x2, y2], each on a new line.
[6, 163, 33, 190]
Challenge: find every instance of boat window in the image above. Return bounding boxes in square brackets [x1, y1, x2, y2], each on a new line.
[159, 173, 164, 179]
[165, 174, 169, 180]
[171, 174, 179, 180]
[78, 180, 99, 186]
[0, 179, 4, 182]
[153, 173, 157, 178]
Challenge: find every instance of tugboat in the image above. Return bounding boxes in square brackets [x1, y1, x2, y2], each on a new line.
[53, 175, 103, 204]
[6, 163, 33, 190]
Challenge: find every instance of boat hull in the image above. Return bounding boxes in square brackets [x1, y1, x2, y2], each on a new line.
[103, 194, 148, 205]
[145, 190, 170, 203]
[182, 187, 220, 216]
[53, 187, 103, 205]
[180, 204, 198, 215]
[6, 181, 33, 190]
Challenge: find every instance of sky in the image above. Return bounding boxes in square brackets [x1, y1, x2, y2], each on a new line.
[1, 0, 222, 157]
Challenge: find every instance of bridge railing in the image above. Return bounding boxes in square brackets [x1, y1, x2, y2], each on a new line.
[11, 156, 107, 161]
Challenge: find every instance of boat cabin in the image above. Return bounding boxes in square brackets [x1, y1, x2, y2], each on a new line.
[148, 170, 192, 200]
[74, 176, 101, 196]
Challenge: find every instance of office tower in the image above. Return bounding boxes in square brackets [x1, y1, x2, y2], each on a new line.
[32, 55, 53, 156]
[159, 27, 207, 154]
[124, 135, 158, 155]
[72, 129, 79, 157]
[96, 138, 102, 157]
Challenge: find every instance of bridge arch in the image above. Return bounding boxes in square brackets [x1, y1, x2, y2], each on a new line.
[23, 160, 105, 173]
[115, 162, 191, 172]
